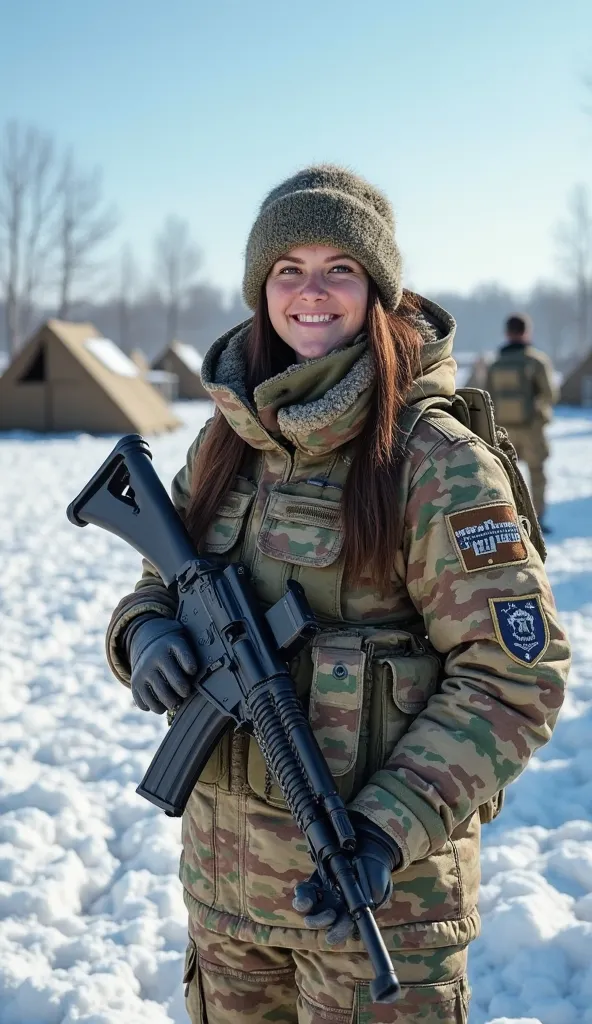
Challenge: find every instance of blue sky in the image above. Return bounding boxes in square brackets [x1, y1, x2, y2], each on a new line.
[1, 0, 590, 300]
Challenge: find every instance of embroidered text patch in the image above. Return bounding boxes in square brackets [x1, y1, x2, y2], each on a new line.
[446, 502, 528, 572]
[489, 594, 550, 667]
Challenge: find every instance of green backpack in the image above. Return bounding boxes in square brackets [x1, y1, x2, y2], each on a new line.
[486, 353, 536, 427]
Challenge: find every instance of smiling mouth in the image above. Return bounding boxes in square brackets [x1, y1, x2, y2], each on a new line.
[291, 313, 340, 324]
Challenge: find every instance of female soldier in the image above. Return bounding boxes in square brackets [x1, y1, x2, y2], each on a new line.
[106, 166, 570, 1023]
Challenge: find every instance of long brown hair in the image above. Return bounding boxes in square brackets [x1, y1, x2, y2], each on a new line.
[185, 284, 423, 592]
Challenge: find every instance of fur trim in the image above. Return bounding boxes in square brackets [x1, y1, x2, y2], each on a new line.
[200, 292, 457, 437]
[211, 323, 251, 403]
[277, 350, 374, 434]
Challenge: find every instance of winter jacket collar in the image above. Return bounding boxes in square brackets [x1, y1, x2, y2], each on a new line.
[200, 291, 457, 457]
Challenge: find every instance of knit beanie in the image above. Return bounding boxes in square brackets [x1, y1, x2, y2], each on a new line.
[242, 164, 402, 312]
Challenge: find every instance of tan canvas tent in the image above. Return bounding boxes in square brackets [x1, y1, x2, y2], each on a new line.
[560, 350, 592, 407]
[152, 340, 209, 399]
[0, 319, 180, 433]
[130, 346, 179, 401]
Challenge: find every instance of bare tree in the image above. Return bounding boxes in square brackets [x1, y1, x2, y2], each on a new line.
[0, 121, 61, 355]
[154, 215, 202, 344]
[555, 184, 592, 355]
[56, 153, 117, 319]
[115, 244, 139, 352]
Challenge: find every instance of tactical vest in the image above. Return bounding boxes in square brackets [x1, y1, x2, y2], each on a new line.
[486, 351, 536, 428]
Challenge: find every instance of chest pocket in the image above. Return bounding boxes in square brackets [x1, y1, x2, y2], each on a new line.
[202, 486, 255, 555]
[256, 489, 345, 619]
[257, 491, 344, 567]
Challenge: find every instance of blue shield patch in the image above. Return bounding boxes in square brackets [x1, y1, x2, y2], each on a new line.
[489, 594, 550, 667]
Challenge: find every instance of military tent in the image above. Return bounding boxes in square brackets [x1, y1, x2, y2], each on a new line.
[130, 346, 179, 401]
[152, 340, 209, 400]
[560, 350, 592, 407]
[0, 319, 180, 434]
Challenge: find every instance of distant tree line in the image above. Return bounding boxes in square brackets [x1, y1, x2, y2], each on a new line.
[0, 120, 248, 361]
[431, 281, 579, 369]
[0, 119, 591, 371]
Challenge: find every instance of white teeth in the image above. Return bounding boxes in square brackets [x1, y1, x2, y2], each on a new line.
[295, 314, 335, 323]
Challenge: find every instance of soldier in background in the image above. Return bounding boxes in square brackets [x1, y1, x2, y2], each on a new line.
[486, 314, 557, 533]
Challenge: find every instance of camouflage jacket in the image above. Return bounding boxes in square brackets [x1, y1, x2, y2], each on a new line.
[106, 294, 570, 953]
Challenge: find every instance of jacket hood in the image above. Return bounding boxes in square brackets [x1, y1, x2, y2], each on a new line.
[200, 291, 456, 456]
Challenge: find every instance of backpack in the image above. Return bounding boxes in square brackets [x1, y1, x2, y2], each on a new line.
[486, 351, 536, 427]
[398, 386, 546, 563]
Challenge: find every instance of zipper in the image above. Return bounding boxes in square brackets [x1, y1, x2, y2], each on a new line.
[283, 503, 340, 527]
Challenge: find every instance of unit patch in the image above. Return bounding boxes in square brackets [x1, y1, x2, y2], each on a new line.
[489, 594, 550, 667]
[446, 502, 528, 572]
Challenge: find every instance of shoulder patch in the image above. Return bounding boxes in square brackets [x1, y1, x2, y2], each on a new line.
[446, 502, 528, 572]
[488, 595, 550, 667]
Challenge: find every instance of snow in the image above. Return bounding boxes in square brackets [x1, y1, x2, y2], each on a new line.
[84, 338, 140, 378]
[171, 343, 202, 374]
[0, 402, 590, 1024]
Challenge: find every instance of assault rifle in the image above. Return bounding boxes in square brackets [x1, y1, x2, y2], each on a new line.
[66, 433, 400, 1004]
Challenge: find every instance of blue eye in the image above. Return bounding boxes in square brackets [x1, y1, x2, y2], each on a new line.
[330, 265, 353, 273]
[278, 266, 301, 274]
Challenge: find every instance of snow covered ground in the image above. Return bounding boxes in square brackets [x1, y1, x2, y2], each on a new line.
[0, 402, 590, 1024]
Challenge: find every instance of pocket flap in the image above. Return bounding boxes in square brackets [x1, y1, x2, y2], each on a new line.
[380, 654, 441, 714]
[216, 491, 253, 518]
[309, 636, 365, 777]
[257, 491, 344, 568]
[203, 488, 255, 554]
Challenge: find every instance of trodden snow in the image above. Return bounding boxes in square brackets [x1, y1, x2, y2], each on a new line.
[0, 401, 590, 1024]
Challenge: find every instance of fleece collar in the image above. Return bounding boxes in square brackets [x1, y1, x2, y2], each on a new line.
[200, 292, 457, 456]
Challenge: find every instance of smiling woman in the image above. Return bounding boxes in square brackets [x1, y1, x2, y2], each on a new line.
[104, 163, 570, 1024]
[265, 246, 369, 361]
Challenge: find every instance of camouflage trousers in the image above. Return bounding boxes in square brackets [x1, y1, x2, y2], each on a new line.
[505, 424, 549, 518]
[184, 917, 470, 1023]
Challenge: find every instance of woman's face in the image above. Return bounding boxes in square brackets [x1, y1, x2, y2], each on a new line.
[265, 245, 369, 361]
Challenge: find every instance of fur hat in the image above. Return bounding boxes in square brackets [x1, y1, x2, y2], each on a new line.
[242, 164, 402, 311]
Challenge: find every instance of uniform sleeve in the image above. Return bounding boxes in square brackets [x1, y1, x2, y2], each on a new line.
[105, 421, 212, 684]
[348, 434, 570, 870]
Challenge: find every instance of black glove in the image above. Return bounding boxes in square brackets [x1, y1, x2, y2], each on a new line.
[124, 615, 197, 714]
[292, 814, 401, 945]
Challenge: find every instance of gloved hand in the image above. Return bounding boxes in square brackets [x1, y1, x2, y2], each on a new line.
[292, 814, 401, 945]
[124, 615, 198, 714]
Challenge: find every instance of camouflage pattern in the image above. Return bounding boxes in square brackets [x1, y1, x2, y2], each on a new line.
[184, 915, 469, 1022]
[309, 637, 366, 780]
[105, 296, 570, 1006]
